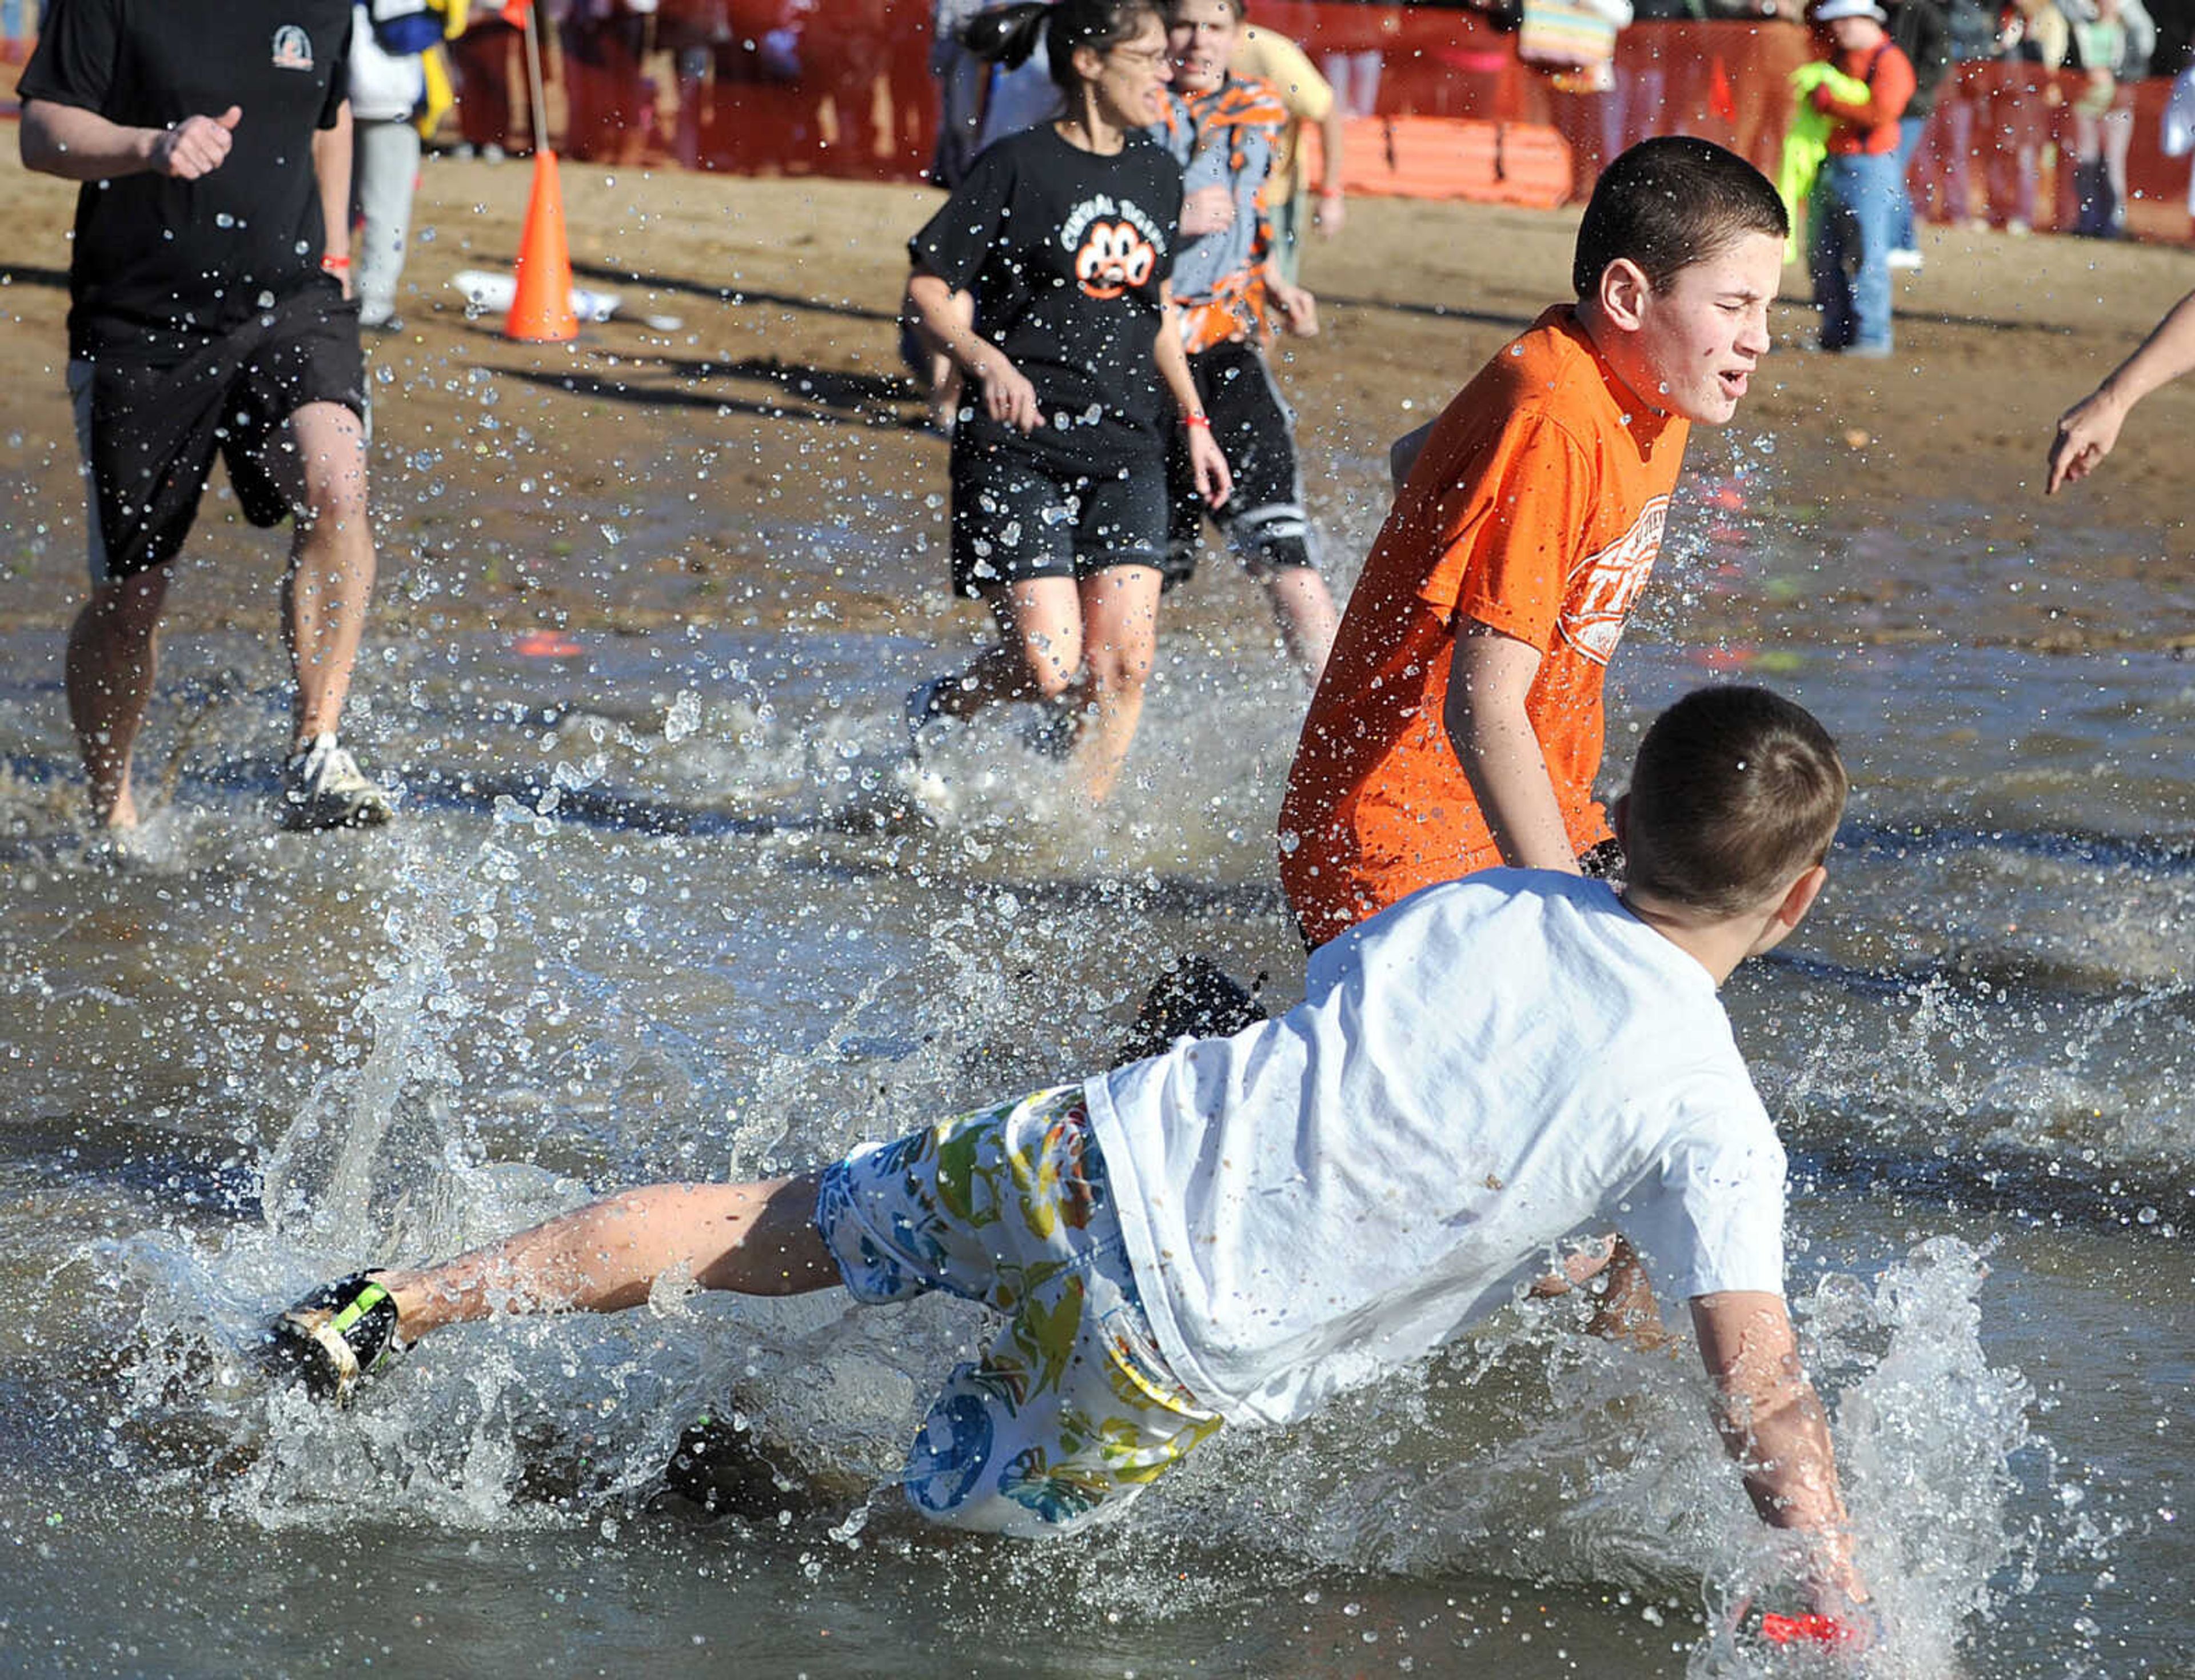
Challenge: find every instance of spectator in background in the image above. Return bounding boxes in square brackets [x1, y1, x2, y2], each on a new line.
[1708, 0, 1813, 179]
[1607, 0, 1700, 161]
[349, 1, 438, 332]
[1911, 0, 1996, 225]
[1806, 0, 1913, 357]
[2058, 0, 2129, 236]
[1316, 2, 1389, 117]
[564, 0, 658, 166]
[1988, 0, 2068, 234]
[449, 6, 534, 158]
[660, 0, 731, 170]
[1885, 0, 1949, 268]
[2096, 0, 2156, 236]
[1231, 14, 1344, 286]
[931, 0, 1060, 188]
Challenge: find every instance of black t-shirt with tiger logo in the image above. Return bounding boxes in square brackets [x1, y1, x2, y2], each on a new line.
[911, 123, 1183, 472]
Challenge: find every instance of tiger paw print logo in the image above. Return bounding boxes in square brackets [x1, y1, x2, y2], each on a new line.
[1075, 221, 1157, 300]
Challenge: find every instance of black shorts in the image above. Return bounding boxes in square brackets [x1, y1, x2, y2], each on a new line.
[70, 282, 366, 584]
[948, 441, 1167, 597]
[1163, 338, 1316, 590]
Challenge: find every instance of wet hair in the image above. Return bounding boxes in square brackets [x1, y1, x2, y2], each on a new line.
[1570, 137, 1789, 299]
[1622, 685, 1848, 916]
[963, 0, 1166, 94]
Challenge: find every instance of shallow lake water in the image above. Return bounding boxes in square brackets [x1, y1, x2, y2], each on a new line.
[0, 440, 2188, 1678]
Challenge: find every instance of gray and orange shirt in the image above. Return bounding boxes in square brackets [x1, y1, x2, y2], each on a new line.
[1147, 75, 1288, 352]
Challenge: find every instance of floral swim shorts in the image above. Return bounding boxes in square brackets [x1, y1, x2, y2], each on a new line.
[813, 1085, 1222, 1535]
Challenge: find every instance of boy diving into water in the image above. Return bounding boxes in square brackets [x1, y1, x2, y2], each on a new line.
[270, 684, 1870, 1632]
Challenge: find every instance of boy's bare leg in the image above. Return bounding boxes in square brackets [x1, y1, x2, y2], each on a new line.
[66, 567, 170, 829]
[280, 401, 377, 749]
[1256, 564, 1338, 685]
[377, 1174, 838, 1341]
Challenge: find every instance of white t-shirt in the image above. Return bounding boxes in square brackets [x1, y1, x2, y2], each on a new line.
[1083, 872, 1788, 1427]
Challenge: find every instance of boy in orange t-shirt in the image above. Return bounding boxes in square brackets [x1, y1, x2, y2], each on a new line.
[1279, 138, 1789, 947]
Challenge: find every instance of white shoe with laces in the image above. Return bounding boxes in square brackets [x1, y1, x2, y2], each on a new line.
[281, 733, 396, 831]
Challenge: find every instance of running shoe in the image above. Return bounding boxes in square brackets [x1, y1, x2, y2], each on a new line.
[264, 1274, 402, 1404]
[1020, 697, 1080, 762]
[280, 734, 397, 831]
[903, 676, 957, 761]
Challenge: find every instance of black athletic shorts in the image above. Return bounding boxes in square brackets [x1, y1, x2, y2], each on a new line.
[948, 440, 1167, 597]
[70, 281, 366, 584]
[1162, 338, 1316, 590]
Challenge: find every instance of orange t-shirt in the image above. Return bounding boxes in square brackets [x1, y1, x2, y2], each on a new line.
[1278, 306, 1689, 945]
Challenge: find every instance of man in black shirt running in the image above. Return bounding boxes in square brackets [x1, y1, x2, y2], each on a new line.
[19, 0, 397, 835]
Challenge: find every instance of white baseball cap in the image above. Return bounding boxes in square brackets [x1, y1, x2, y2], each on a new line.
[1814, 0, 1889, 19]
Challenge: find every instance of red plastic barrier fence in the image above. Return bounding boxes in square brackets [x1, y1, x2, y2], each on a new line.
[11, 8, 2188, 237]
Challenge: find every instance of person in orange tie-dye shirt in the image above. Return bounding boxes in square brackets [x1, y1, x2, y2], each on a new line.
[1279, 137, 1789, 947]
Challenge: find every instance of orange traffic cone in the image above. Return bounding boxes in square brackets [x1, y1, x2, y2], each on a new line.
[505, 148, 578, 344]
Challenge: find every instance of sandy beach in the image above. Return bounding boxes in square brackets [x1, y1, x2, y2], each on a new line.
[2, 151, 2191, 656]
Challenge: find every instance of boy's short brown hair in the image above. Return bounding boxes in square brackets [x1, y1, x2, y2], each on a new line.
[1571, 137, 1789, 299]
[1623, 685, 1847, 915]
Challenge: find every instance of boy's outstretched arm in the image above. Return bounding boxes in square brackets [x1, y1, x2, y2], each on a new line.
[2048, 288, 2195, 493]
[1444, 621, 1582, 874]
[1690, 1291, 1871, 1623]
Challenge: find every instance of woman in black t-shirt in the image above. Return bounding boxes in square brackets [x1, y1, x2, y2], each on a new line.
[903, 0, 1229, 804]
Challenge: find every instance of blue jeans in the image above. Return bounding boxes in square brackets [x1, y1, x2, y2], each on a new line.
[1810, 152, 1899, 354]
[1890, 113, 1926, 250]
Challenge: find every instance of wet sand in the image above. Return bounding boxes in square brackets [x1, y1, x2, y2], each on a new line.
[1, 152, 2191, 657]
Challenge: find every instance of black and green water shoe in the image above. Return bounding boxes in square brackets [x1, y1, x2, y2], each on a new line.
[264, 1274, 402, 1405]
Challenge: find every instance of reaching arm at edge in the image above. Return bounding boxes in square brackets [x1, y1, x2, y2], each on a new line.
[2046, 288, 2195, 493]
[1690, 1290, 1870, 1617]
[1442, 620, 1579, 873]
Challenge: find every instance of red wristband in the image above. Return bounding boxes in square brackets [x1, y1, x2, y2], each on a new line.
[320, 254, 351, 273]
[1182, 412, 1211, 430]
